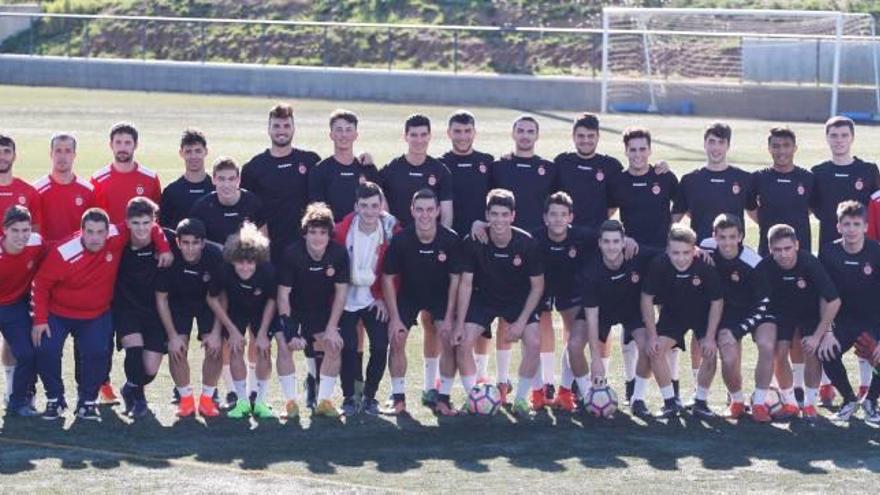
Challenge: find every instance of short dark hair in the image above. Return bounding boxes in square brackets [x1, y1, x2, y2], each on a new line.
[126, 197, 158, 220]
[0, 133, 15, 152]
[448, 110, 475, 128]
[405, 113, 431, 133]
[269, 103, 294, 121]
[768, 224, 797, 246]
[668, 223, 697, 245]
[712, 213, 743, 235]
[110, 122, 139, 144]
[81, 208, 110, 229]
[544, 191, 573, 214]
[768, 126, 796, 145]
[356, 181, 384, 202]
[3, 205, 30, 228]
[301, 202, 335, 235]
[599, 219, 625, 237]
[212, 157, 240, 176]
[486, 188, 515, 212]
[825, 115, 855, 135]
[329, 109, 358, 129]
[412, 188, 438, 206]
[704, 122, 731, 143]
[513, 115, 539, 132]
[50, 133, 77, 151]
[176, 217, 207, 240]
[180, 128, 207, 149]
[573, 112, 599, 132]
[623, 127, 652, 147]
[837, 200, 866, 222]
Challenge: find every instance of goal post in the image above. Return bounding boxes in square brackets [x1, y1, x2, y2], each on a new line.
[600, 7, 880, 120]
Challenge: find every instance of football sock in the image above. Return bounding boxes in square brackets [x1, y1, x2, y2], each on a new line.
[221, 365, 234, 392]
[424, 358, 439, 391]
[574, 375, 590, 399]
[201, 385, 215, 398]
[805, 387, 818, 407]
[123, 346, 145, 386]
[176, 385, 193, 398]
[515, 376, 531, 401]
[256, 379, 269, 403]
[246, 363, 257, 396]
[633, 376, 648, 402]
[474, 352, 489, 379]
[660, 384, 675, 401]
[3, 365, 13, 400]
[279, 373, 297, 401]
[622, 340, 638, 382]
[531, 369, 544, 391]
[781, 387, 796, 406]
[439, 376, 454, 396]
[730, 390, 744, 403]
[460, 374, 476, 394]
[752, 388, 767, 405]
[391, 377, 406, 396]
[692, 368, 699, 385]
[496, 349, 512, 385]
[695, 386, 709, 401]
[792, 363, 805, 390]
[559, 349, 574, 389]
[859, 358, 874, 389]
[317, 374, 336, 402]
[540, 352, 555, 385]
[233, 380, 247, 400]
[602, 357, 611, 377]
[306, 357, 317, 379]
[667, 349, 680, 380]
[820, 371, 831, 386]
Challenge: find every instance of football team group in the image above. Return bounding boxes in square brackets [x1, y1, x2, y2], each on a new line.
[1, 105, 879, 426]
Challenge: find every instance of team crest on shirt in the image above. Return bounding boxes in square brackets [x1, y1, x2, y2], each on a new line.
[731, 271, 740, 283]
[326, 266, 335, 277]
[437, 250, 447, 262]
[568, 247, 577, 258]
[692, 275, 702, 287]
[479, 163, 487, 174]
[796, 277, 806, 289]
[428, 175, 437, 186]
[136, 185, 145, 195]
[732, 182, 741, 195]
[75, 196, 83, 206]
[358, 175, 367, 184]
[298, 164, 307, 175]
[797, 184, 805, 196]
[538, 166, 546, 176]
[630, 271, 640, 284]
[105, 252, 113, 262]
[651, 183, 661, 195]
[513, 254, 522, 267]
[864, 263, 873, 276]
[27, 260, 34, 270]
[855, 178, 865, 191]
[17, 195, 26, 205]
[595, 170, 605, 182]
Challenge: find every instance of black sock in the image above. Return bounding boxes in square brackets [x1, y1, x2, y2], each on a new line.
[822, 356, 857, 402]
[143, 372, 157, 386]
[355, 351, 364, 383]
[866, 365, 880, 402]
[124, 346, 145, 386]
[672, 379, 680, 398]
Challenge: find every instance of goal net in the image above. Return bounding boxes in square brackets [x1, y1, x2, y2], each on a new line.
[601, 8, 880, 119]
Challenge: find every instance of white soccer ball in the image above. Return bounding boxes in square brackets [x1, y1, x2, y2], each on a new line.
[467, 383, 502, 416]
[762, 387, 784, 417]
[586, 384, 619, 418]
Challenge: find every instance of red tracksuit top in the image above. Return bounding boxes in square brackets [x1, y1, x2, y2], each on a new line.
[0, 177, 42, 230]
[0, 233, 45, 306]
[34, 174, 96, 243]
[90, 162, 162, 224]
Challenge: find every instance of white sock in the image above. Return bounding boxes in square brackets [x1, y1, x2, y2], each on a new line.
[391, 377, 406, 395]
[540, 352, 555, 385]
[574, 374, 590, 400]
[177, 385, 193, 398]
[559, 349, 574, 389]
[515, 376, 532, 401]
[233, 380, 247, 399]
[256, 379, 269, 403]
[730, 390, 744, 403]
[622, 340, 638, 382]
[439, 375, 454, 395]
[246, 363, 257, 395]
[859, 358, 874, 389]
[602, 357, 611, 377]
[279, 373, 297, 401]
[532, 368, 544, 391]
[3, 365, 13, 399]
[660, 384, 675, 400]
[753, 388, 767, 405]
[475, 353, 489, 379]
[820, 371, 831, 386]
[424, 357, 439, 391]
[633, 376, 648, 402]
[792, 363, 805, 389]
[221, 365, 234, 391]
[695, 386, 709, 401]
[317, 374, 336, 402]
[201, 385, 215, 398]
[805, 387, 818, 407]
[460, 374, 476, 394]
[306, 357, 317, 378]
[692, 368, 699, 384]
[781, 387, 797, 406]
[496, 349, 512, 384]
[668, 349, 680, 380]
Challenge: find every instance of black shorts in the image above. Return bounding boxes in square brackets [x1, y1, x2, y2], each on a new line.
[598, 318, 643, 345]
[465, 296, 540, 338]
[540, 293, 583, 313]
[398, 299, 449, 329]
[719, 308, 776, 341]
[657, 315, 710, 351]
[832, 325, 880, 350]
[228, 310, 280, 339]
[284, 311, 331, 356]
[113, 309, 167, 354]
[171, 305, 216, 340]
[776, 318, 818, 342]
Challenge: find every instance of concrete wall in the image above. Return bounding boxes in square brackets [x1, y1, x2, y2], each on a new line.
[0, 54, 875, 122]
[0, 4, 40, 44]
[743, 38, 880, 86]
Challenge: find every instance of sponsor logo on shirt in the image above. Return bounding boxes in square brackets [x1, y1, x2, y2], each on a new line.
[340, 172, 355, 177]
[493, 252, 510, 259]
[710, 179, 726, 183]
[224, 212, 240, 217]
[611, 273, 626, 281]
[189, 189, 206, 194]
[277, 163, 293, 169]
[457, 163, 472, 168]
[409, 172, 423, 177]
[309, 266, 323, 272]
[183, 269, 199, 276]
[577, 165, 592, 171]
[419, 249, 435, 255]
[136, 251, 154, 257]
[516, 163, 531, 169]
[240, 283, 253, 290]
[633, 182, 647, 187]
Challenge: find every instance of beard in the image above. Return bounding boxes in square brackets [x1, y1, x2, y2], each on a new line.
[271, 135, 292, 148]
[114, 152, 133, 163]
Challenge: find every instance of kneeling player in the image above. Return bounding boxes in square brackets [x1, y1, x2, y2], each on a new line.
[641, 224, 723, 418]
[577, 220, 658, 417]
[156, 218, 225, 418]
[383, 189, 462, 415]
[208, 223, 278, 419]
[757, 224, 840, 422]
[455, 189, 545, 416]
[278, 203, 349, 418]
[698, 214, 775, 420]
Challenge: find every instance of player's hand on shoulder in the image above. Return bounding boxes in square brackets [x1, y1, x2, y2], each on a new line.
[623, 237, 639, 259]
[654, 160, 670, 174]
[359, 152, 374, 165]
[694, 247, 714, 265]
[157, 251, 174, 268]
[471, 220, 489, 244]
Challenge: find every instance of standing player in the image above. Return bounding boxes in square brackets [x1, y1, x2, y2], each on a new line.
[383, 189, 462, 415]
[31, 208, 170, 420]
[113, 198, 168, 418]
[189, 157, 264, 244]
[335, 182, 400, 416]
[757, 224, 840, 422]
[697, 215, 775, 420]
[455, 188, 545, 416]
[155, 218, 225, 418]
[641, 224, 723, 418]
[34, 133, 95, 243]
[308, 109, 379, 222]
[278, 203, 349, 418]
[159, 128, 214, 229]
[817, 201, 880, 422]
[242, 103, 320, 263]
[0, 206, 44, 416]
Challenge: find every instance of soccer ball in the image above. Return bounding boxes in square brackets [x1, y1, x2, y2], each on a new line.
[585, 384, 619, 418]
[467, 383, 502, 416]
[762, 387, 784, 417]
